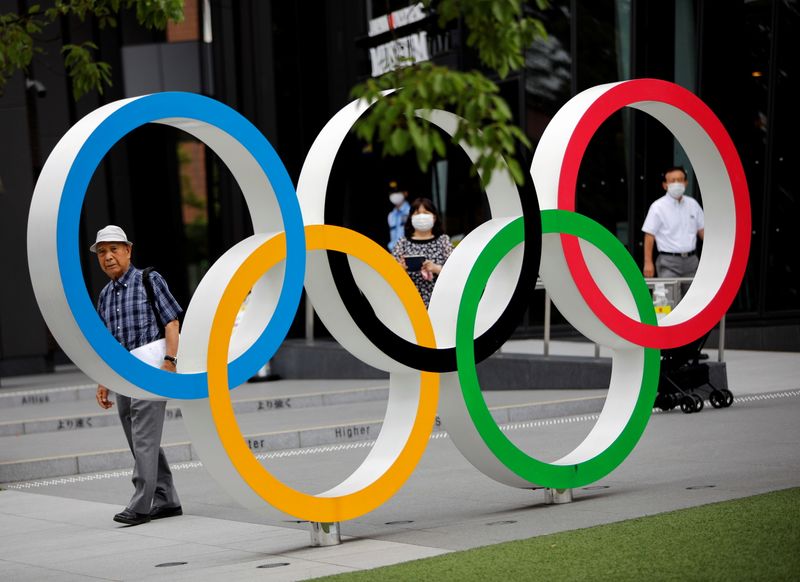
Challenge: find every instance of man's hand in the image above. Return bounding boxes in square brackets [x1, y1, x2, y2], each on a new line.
[96, 385, 113, 409]
[643, 260, 655, 278]
[161, 360, 177, 373]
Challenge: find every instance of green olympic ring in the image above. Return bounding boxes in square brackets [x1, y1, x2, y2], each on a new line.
[456, 209, 660, 488]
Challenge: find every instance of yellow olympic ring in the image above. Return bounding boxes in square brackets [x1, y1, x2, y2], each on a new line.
[207, 224, 439, 522]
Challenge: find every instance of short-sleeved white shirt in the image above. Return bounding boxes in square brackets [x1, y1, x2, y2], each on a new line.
[642, 194, 704, 253]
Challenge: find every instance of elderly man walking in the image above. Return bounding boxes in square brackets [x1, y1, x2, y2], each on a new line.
[91, 225, 183, 525]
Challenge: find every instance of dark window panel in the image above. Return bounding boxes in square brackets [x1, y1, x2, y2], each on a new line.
[764, 0, 800, 313]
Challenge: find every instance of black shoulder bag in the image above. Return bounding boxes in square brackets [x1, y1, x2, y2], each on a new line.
[141, 267, 165, 339]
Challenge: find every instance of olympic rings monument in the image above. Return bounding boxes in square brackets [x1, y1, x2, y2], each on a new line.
[27, 79, 750, 544]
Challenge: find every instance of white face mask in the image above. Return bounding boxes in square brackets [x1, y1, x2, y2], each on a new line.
[389, 192, 405, 206]
[411, 213, 435, 232]
[667, 183, 686, 199]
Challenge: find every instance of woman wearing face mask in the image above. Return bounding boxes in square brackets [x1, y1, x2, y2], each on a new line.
[391, 197, 453, 308]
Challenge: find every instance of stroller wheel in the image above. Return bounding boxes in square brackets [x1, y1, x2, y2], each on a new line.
[656, 394, 673, 411]
[691, 393, 704, 412]
[680, 396, 695, 414]
[666, 393, 679, 410]
[721, 389, 734, 407]
[710, 390, 725, 409]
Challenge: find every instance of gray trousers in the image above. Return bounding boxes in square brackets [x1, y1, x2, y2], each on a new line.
[655, 254, 699, 299]
[116, 395, 180, 514]
[655, 253, 699, 278]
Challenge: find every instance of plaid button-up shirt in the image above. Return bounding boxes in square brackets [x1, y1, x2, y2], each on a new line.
[96, 265, 182, 352]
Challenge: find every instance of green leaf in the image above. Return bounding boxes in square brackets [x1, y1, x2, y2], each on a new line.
[491, 2, 506, 22]
[432, 71, 444, 95]
[507, 157, 524, 185]
[431, 130, 447, 158]
[407, 118, 425, 149]
[389, 128, 411, 153]
[62, 41, 111, 99]
[492, 96, 512, 119]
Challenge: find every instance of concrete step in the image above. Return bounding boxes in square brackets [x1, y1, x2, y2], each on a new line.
[0, 366, 93, 391]
[0, 390, 607, 484]
[0, 382, 97, 409]
[0, 376, 390, 409]
[0, 380, 390, 437]
[272, 339, 729, 391]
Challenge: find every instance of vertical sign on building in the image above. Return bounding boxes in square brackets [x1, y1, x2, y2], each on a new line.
[368, 2, 429, 77]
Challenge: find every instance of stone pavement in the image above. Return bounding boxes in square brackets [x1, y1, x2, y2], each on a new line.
[0, 340, 797, 580]
[0, 491, 449, 581]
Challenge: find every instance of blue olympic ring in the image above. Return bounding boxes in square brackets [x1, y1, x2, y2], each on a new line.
[57, 93, 306, 399]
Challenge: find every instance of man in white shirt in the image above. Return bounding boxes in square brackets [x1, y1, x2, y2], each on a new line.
[642, 166, 705, 278]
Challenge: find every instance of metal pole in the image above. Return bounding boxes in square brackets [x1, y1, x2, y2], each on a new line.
[305, 292, 314, 342]
[718, 314, 726, 362]
[544, 488, 573, 504]
[310, 522, 340, 546]
[543, 291, 551, 356]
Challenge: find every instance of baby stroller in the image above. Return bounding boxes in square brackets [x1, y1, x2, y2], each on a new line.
[654, 332, 734, 414]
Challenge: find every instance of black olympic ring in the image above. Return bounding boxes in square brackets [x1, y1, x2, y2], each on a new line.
[324, 144, 542, 373]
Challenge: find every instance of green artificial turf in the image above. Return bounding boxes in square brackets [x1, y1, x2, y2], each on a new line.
[314, 487, 800, 581]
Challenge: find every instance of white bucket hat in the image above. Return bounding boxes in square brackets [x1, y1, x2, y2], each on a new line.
[90, 225, 132, 253]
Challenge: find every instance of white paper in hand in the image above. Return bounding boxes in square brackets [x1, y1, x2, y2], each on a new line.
[130, 339, 166, 368]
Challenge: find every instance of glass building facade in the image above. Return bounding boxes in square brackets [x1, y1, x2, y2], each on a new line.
[0, 0, 797, 376]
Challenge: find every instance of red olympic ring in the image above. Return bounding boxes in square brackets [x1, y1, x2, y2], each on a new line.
[557, 79, 751, 348]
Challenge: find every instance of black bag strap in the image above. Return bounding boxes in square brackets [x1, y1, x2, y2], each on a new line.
[141, 267, 165, 338]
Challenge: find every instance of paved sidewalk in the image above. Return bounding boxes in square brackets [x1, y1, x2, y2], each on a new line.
[500, 339, 800, 394]
[0, 490, 448, 581]
[0, 342, 797, 580]
[1, 342, 797, 483]
[1, 385, 798, 580]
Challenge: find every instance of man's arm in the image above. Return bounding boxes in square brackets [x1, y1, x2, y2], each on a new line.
[695, 199, 705, 242]
[643, 233, 656, 277]
[95, 287, 113, 409]
[160, 319, 180, 372]
[641, 202, 661, 278]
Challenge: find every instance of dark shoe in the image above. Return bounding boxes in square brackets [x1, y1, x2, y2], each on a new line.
[113, 508, 151, 526]
[150, 505, 183, 520]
